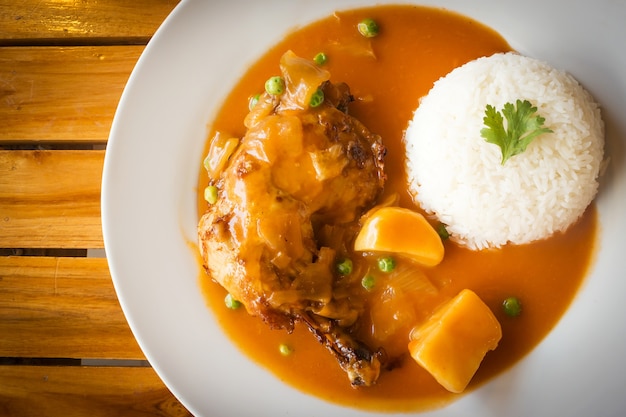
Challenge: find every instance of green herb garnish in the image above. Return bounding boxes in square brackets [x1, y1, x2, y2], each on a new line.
[480, 99, 553, 165]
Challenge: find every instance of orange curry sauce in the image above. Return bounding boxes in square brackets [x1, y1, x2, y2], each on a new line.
[197, 4, 598, 412]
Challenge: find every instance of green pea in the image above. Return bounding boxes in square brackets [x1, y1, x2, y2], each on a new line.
[357, 18, 379, 38]
[278, 343, 293, 356]
[437, 223, 450, 240]
[336, 258, 353, 276]
[377, 256, 396, 273]
[204, 185, 218, 204]
[265, 76, 285, 95]
[313, 52, 327, 65]
[502, 296, 522, 317]
[361, 274, 376, 291]
[248, 93, 260, 110]
[309, 88, 324, 108]
[224, 293, 241, 310]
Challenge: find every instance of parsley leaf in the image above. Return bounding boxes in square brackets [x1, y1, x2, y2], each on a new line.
[480, 99, 553, 165]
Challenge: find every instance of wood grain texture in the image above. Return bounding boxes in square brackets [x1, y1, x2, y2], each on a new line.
[0, 365, 192, 417]
[0, 45, 144, 142]
[0, 256, 145, 359]
[0, 0, 180, 45]
[0, 1, 194, 414]
[0, 150, 104, 248]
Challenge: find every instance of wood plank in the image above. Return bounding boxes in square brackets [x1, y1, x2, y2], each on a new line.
[0, 150, 104, 248]
[0, 365, 192, 417]
[0, 45, 143, 142]
[0, 0, 180, 45]
[0, 256, 145, 359]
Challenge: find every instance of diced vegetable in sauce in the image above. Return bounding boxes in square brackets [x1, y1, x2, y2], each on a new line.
[265, 76, 285, 95]
[279, 343, 293, 356]
[357, 18, 380, 38]
[309, 88, 325, 107]
[408, 289, 502, 393]
[313, 52, 328, 65]
[354, 206, 444, 267]
[361, 274, 376, 291]
[336, 258, 353, 276]
[248, 93, 260, 110]
[204, 185, 218, 204]
[224, 293, 242, 310]
[377, 256, 396, 272]
[502, 296, 522, 317]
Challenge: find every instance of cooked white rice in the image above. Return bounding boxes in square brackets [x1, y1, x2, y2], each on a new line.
[405, 52, 604, 250]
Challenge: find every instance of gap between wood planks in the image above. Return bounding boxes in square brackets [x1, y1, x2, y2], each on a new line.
[0, 143, 106, 151]
[0, 37, 151, 48]
[0, 357, 150, 367]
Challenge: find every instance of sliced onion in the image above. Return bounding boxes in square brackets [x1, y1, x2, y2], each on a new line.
[204, 131, 239, 181]
[279, 50, 331, 110]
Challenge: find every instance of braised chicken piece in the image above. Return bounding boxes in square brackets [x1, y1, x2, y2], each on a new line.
[198, 51, 386, 386]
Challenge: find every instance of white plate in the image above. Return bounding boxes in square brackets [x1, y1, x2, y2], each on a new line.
[101, 1, 626, 416]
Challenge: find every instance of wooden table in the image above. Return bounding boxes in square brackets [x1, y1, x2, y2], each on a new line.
[0, 1, 193, 415]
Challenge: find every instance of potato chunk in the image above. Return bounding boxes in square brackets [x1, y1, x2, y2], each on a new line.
[408, 289, 502, 393]
[354, 206, 444, 267]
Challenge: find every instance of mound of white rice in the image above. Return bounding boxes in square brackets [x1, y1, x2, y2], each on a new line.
[405, 52, 604, 250]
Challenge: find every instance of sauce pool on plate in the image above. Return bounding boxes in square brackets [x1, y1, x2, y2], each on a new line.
[197, 4, 598, 412]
